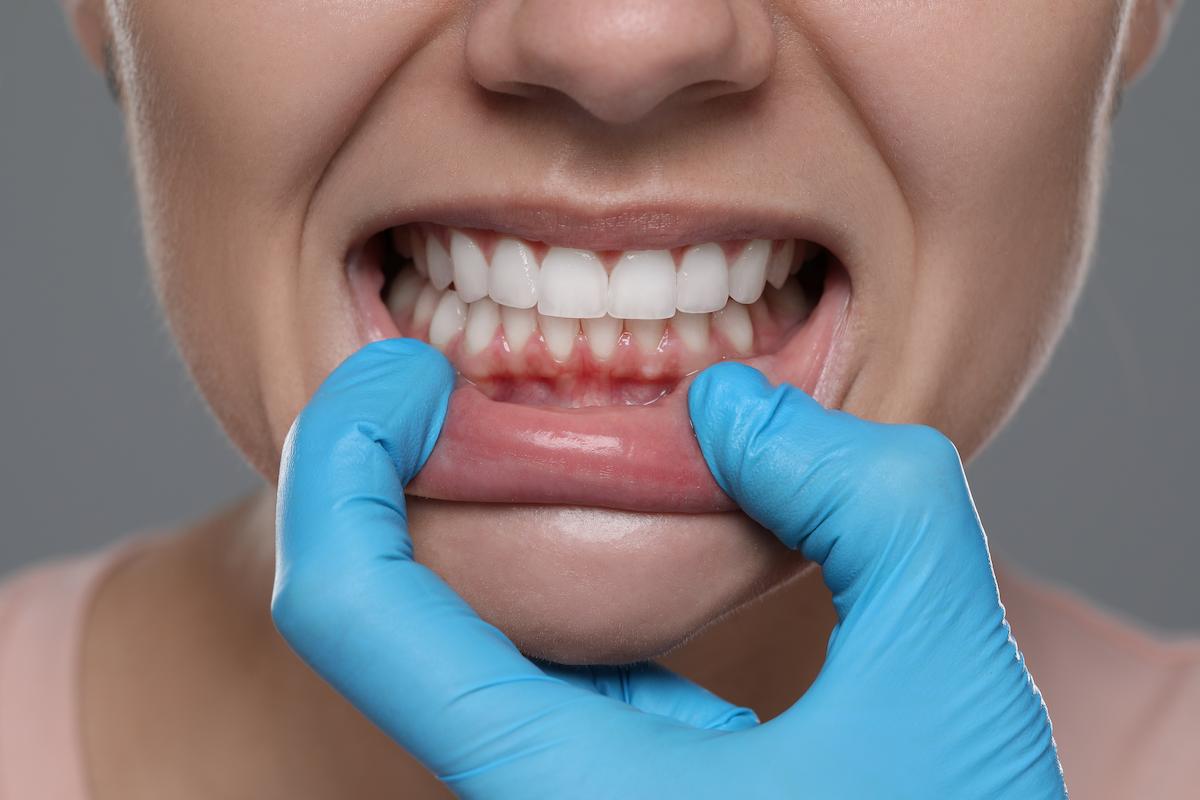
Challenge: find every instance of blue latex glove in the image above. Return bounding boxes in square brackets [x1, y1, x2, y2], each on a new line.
[273, 339, 1067, 799]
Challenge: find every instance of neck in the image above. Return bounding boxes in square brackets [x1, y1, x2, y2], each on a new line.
[223, 485, 836, 722]
[661, 560, 834, 719]
[87, 487, 834, 797]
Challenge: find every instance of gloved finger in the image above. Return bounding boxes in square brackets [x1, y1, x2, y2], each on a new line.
[686, 362, 1063, 794]
[272, 339, 611, 780]
[687, 361, 987, 616]
[540, 662, 760, 732]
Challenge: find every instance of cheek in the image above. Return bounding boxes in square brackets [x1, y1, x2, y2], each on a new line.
[120, 2, 402, 201]
[147, 256, 268, 486]
[827, 1, 1121, 287]
[810, 2, 1122, 212]
[815, 2, 1123, 453]
[117, 3, 420, 481]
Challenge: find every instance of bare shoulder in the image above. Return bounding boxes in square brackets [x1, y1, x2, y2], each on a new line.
[997, 565, 1200, 799]
[0, 507, 252, 800]
[80, 492, 276, 800]
[0, 548, 120, 800]
[79, 489, 442, 800]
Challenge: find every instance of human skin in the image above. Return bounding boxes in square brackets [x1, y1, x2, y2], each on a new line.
[63, 0, 1175, 664]
[62, 0, 1179, 797]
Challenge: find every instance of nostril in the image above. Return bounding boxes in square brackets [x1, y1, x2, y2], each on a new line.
[466, 0, 775, 126]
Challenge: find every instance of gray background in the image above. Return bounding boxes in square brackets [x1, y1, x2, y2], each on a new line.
[2, 3, 1196, 632]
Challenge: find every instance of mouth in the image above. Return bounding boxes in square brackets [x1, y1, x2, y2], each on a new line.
[347, 214, 851, 513]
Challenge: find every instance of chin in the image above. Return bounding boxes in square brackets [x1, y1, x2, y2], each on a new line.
[407, 499, 806, 664]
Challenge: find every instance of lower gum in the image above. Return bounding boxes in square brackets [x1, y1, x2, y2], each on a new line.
[473, 376, 676, 407]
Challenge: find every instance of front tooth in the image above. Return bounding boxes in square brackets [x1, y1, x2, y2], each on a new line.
[426, 234, 454, 290]
[464, 297, 500, 355]
[538, 314, 579, 362]
[537, 248, 608, 319]
[607, 251, 676, 319]
[626, 318, 666, 353]
[676, 244, 730, 313]
[713, 301, 753, 353]
[766, 239, 795, 290]
[582, 315, 623, 360]
[450, 230, 489, 303]
[386, 270, 424, 320]
[729, 239, 770, 304]
[412, 284, 440, 329]
[671, 312, 710, 352]
[501, 305, 537, 352]
[489, 238, 539, 309]
[429, 290, 466, 350]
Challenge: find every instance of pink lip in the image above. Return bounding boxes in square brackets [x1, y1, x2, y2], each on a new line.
[343, 203, 856, 260]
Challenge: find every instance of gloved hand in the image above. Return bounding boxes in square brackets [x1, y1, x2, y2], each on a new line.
[273, 338, 1067, 799]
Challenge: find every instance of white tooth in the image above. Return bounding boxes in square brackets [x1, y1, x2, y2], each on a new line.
[729, 239, 770, 304]
[426, 234, 454, 291]
[748, 297, 773, 331]
[671, 312, 710, 352]
[538, 314, 578, 362]
[489, 238, 539, 309]
[607, 250, 676, 319]
[464, 297, 500, 355]
[537, 248, 608, 319]
[501, 305, 537, 352]
[582, 315, 623, 360]
[766, 239, 795, 290]
[412, 284, 440, 329]
[450, 230, 489, 303]
[428, 290, 466, 350]
[386, 270, 424, 319]
[676, 243, 730, 313]
[626, 318, 666, 353]
[411, 228, 428, 277]
[713, 301, 753, 353]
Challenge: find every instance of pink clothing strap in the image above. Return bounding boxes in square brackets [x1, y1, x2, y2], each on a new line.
[0, 543, 142, 800]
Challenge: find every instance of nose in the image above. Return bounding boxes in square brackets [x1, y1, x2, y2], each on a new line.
[466, 0, 775, 125]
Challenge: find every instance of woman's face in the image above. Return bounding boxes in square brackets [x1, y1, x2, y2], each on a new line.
[75, 0, 1169, 663]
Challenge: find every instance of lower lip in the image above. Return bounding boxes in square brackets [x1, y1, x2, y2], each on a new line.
[351, 260, 850, 514]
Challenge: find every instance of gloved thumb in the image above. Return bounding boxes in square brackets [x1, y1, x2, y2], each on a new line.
[687, 361, 981, 612]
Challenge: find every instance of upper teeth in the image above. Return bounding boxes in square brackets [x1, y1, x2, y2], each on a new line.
[676, 243, 730, 313]
[537, 248, 609, 318]
[410, 227, 804, 319]
[609, 250, 677, 319]
[392, 225, 816, 362]
[488, 238, 539, 309]
[449, 230, 490, 303]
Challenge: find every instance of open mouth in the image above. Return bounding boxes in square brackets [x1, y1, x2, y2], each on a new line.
[348, 218, 850, 513]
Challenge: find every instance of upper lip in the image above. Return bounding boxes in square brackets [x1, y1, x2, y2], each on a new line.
[344, 199, 855, 263]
